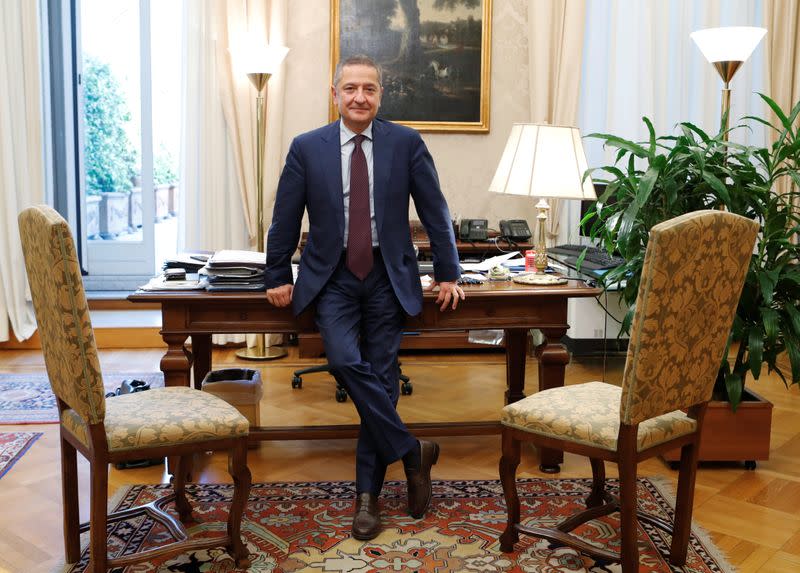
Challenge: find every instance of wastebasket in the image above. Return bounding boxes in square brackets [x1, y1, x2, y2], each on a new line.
[201, 368, 263, 428]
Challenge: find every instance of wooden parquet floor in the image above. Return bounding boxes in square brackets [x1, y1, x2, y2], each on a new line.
[1, 345, 799, 572]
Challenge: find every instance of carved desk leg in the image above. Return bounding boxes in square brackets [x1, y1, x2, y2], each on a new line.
[160, 333, 192, 388]
[504, 328, 528, 404]
[536, 326, 569, 473]
[159, 333, 192, 480]
[191, 334, 212, 390]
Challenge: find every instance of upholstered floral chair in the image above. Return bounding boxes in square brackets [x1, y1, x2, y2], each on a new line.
[498, 210, 758, 571]
[18, 205, 252, 572]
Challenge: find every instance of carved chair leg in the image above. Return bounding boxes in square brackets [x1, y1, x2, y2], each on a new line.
[227, 439, 251, 568]
[173, 455, 193, 522]
[617, 427, 639, 573]
[89, 460, 109, 573]
[61, 435, 81, 563]
[586, 458, 606, 508]
[670, 439, 700, 565]
[499, 428, 522, 552]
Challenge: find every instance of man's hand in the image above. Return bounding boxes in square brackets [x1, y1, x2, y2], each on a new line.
[266, 284, 293, 308]
[426, 280, 465, 311]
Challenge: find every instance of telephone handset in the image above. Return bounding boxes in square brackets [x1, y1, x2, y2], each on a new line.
[459, 219, 488, 241]
[499, 219, 532, 241]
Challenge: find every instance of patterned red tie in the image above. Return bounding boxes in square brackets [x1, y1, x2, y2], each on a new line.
[347, 134, 373, 280]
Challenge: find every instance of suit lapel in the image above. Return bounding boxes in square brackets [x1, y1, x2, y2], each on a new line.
[372, 120, 392, 237]
[320, 121, 345, 240]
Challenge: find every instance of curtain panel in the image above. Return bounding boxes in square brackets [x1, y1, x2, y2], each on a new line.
[0, 0, 45, 342]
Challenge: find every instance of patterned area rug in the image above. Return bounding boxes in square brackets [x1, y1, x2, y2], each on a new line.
[63, 478, 733, 572]
[0, 372, 164, 424]
[0, 431, 42, 478]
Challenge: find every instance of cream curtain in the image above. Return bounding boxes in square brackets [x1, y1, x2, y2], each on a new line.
[526, 0, 586, 246]
[0, 0, 44, 342]
[765, 0, 800, 203]
[181, 0, 287, 347]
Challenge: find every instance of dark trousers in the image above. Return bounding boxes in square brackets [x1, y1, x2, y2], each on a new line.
[314, 250, 417, 495]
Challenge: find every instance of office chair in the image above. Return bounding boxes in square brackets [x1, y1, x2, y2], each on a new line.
[292, 362, 412, 402]
[19, 205, 252, 572]
[498, 210, 758, 571]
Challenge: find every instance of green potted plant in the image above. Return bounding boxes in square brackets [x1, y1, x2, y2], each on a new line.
[83, 56, 138, 237]
[582, 94, 800, 463]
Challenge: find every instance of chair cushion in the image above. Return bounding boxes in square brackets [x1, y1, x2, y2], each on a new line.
[61, 387, 249, 452]
[500, 381, 697, 452]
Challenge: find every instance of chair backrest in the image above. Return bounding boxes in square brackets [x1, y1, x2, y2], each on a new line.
[620, 210, 758, 425]
[18, 205, 105, 425]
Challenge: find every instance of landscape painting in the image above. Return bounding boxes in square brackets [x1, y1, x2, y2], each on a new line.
[331, 0, 492, 132]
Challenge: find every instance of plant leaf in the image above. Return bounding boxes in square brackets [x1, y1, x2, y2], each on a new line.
[748, 327, 764, 380]
[761, 307, 779, 345]
[588, 133, 650, 158]
[725, 372, 743, 411]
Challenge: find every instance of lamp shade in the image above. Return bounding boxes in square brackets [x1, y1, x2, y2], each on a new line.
[489, 124, 596, 200]
[690, 27, 766, 64]
[231, 42, 289, 75]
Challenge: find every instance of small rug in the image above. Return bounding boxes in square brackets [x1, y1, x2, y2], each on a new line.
[63, 478, 733, 572]
[0, 372, 164, 424]
[0, 431, 42, 479]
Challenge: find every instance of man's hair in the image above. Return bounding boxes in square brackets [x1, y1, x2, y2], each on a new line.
[333, 54, 383, 87]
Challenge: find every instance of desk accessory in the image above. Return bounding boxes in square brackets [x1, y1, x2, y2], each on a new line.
[512, 273, 568, 286]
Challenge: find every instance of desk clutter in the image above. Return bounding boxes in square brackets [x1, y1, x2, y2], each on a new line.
[139, 244, 607, 292]
[139, 250, 267, 291]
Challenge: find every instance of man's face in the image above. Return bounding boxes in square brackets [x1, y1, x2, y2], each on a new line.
[332, 64, 382, 133]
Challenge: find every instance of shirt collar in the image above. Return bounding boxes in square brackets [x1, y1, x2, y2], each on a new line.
[340, 121, 373, 146]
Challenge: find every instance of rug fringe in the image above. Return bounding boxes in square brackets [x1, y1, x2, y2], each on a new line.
[647, 475, 738, 573]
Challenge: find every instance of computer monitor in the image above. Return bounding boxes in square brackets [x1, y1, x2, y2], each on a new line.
[579, 183, 611, 238]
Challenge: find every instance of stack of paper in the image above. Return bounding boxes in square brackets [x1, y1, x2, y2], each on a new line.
[205, 250, 266, 291]
[139, 276, 207, 291]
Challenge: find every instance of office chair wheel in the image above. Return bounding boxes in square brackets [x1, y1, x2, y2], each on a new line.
[291, 376, 302, 389]
[401, 380, 413, 395]
[335, 387, 348, 402]
[745, 460, 757, 470]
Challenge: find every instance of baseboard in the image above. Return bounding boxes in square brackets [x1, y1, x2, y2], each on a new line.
[562, 335, 628, 357]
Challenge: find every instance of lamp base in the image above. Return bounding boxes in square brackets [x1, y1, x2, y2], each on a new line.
[236, 346, 287, 361]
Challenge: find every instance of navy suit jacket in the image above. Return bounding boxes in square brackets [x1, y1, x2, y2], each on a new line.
[265, 119, 460, 317]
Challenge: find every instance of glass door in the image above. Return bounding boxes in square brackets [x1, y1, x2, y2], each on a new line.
[76, 0, 182, 289]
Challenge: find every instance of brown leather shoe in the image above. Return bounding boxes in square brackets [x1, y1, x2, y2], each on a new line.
[405, 440, 440, 518]
[351, 493, 381, 540]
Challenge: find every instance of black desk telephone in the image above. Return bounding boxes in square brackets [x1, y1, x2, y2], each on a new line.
[499, 219, 532, 241]
[459, 219, 488, 241]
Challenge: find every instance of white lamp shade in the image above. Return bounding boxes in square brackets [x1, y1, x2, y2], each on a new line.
[690, 27, 766, 63]
[232, 42, 289, 75]
[489, 124, 596, 200]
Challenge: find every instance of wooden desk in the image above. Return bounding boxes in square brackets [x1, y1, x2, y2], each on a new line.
[129, 280, 600, 472]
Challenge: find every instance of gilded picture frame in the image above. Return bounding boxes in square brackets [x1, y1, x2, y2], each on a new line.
[330, 0, 492, 133]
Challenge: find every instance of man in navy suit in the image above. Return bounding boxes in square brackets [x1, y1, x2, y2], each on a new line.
[265, 54, 464, 540]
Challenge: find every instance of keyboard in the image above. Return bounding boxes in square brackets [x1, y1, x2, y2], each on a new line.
[549, 244, 625, 270]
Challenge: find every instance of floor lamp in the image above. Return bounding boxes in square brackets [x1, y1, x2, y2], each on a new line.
[488, 124, 596, 282]
[236, 43, 289, 361]
[690, 26, 766, 140]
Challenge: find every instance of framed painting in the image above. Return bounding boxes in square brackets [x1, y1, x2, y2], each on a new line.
[330, 0, 492, 133]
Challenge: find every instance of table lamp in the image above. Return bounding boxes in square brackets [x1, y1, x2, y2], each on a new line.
[235, 41, 289, 361]
[690, 26, 766, 138]
[489, 124, 596, 280]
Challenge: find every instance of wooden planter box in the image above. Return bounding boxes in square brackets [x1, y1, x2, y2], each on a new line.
[662, 388, 772, 466]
